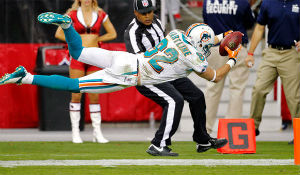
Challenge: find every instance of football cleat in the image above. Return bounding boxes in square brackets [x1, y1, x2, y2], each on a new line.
[146, 144, 179, 156]
[0, 66, 27, 85]
[37, 12, 71, 26]
[196, 138, 228, 153]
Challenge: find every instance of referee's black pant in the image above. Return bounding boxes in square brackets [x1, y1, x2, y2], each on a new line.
[136, 77, 211, 147]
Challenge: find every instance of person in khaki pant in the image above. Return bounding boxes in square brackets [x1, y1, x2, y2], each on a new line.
[205, 46, 249, 133]
[245, 0, 300, 144]
[203, 0, 255, 134]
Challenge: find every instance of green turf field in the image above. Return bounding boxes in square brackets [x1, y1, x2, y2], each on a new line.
[0, 141, 299, 175]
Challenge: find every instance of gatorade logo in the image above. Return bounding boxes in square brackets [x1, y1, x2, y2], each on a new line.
[227, 123, 249, 149]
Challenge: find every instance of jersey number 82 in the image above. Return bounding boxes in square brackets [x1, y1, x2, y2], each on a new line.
[144, 39, 179, 73]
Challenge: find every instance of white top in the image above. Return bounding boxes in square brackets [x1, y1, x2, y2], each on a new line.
[77, 7, 108, 27]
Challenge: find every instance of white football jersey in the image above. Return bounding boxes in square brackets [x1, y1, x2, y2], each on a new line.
[138, 29, 208, 85]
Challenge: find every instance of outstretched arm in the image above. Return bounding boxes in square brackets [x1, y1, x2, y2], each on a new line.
[195, 45, 242, 82]
[195, 65, 231, 83]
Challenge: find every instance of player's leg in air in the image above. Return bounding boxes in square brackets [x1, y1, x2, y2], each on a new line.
[0, 12, 138, 93]
[37, 12, 116, 69]
[0, 65, 129, 94]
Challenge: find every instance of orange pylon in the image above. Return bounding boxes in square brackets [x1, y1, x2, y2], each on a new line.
[294, 118, 300, 165]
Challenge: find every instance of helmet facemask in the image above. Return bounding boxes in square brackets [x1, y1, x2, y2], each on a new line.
[201, 43, 214, 57]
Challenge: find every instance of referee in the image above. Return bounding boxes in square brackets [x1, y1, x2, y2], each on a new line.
[124, 0, 213, 156]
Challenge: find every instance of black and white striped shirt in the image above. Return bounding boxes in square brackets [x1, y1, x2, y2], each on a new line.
[124, 17, 165, 54]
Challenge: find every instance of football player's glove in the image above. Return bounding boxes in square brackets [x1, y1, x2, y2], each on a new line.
[223, 30, 233, 37]
[225, 44, 242, 60]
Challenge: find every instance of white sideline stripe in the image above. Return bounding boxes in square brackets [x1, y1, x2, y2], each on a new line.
[0, 159, 294, 167]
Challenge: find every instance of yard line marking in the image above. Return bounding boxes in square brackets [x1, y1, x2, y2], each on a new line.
[0, 159, 294, 167]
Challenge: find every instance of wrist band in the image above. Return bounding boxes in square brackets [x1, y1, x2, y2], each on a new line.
[216, 34, 224, 42]
[229, 58, 237, 64]
[226, 58, 236, 68]
[248, 52, 254, 56]
[210, 69, 216, 82]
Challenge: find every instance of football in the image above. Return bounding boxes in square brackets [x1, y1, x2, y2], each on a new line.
[219, 31, 243, 56]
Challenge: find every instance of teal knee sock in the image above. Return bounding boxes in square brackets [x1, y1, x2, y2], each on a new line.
[63, 26, 83, 60]
[32, 75, 80, 93]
